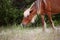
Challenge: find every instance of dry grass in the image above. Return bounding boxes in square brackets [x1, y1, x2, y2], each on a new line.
[0, 25, 60, 40]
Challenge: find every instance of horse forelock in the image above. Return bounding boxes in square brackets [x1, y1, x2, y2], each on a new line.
[24, 8, 31, 17]
[24, 2, 35, 18]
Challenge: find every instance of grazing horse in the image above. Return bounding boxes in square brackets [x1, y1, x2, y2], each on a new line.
[21, 0, 60, 31]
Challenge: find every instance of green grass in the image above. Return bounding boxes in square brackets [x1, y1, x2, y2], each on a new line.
[0, 24, 60, 40]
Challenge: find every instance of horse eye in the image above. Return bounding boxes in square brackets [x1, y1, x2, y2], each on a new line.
[30, 11, 32, 13]
[30, 10, 33, 13]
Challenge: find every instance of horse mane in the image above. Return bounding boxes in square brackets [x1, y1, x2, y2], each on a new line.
[30, 2, 35, 9]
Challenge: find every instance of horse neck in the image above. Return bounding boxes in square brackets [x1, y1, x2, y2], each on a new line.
[35, 0, 42, 14]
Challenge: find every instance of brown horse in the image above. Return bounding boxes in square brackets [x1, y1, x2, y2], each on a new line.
[21, 0, 60, 31]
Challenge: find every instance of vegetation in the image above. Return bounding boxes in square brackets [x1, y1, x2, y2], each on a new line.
[0, 0, 60, 26]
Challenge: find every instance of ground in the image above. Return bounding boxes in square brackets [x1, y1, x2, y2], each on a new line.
[0, 25, 60, 40]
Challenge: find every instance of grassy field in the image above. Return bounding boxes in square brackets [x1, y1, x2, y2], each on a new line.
[0, 25, 60, 40]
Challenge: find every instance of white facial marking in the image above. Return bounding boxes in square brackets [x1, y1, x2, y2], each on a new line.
[24, 2, 35, 17]
[31, 15, 37, 23]
[24, 8, 30, 17]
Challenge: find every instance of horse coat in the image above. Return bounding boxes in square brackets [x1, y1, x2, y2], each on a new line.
[21, 0, 60, 31]
[35, 0, 60, 14]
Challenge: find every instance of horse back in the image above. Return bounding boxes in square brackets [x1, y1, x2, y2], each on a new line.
[44, 0, 60, 13]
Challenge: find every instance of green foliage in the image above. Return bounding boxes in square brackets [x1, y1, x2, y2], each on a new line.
[0, 0, 23, 26]
[0, 0, 60, 26]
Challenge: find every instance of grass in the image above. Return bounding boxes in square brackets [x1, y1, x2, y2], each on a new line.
[0, 24, 60, 40]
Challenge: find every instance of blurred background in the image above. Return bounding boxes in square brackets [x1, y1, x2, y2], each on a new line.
[0, 0, 60, 40]
[0, 0, 60, 27]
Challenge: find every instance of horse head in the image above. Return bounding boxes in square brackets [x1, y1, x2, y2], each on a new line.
[21, 2, 37, 26]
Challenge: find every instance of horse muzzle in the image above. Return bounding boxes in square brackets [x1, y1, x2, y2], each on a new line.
[20, 23, 27, 27]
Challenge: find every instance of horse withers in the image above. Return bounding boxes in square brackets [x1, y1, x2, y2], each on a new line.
[21, 0, 60, 31]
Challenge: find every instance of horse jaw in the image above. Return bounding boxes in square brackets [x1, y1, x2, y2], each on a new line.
[31, 15, 37, 23]
[24, 8, 30, 17]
